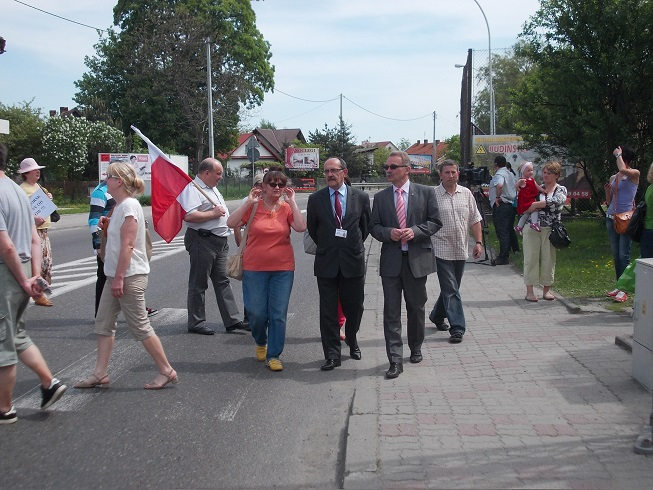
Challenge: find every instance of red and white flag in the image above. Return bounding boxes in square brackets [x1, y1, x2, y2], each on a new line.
[131, 126, 201, 243]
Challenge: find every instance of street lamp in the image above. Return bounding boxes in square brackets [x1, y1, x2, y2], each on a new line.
[471, 0, 495, 135]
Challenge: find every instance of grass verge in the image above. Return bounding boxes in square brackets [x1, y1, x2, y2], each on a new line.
[485, 217, 639, 310]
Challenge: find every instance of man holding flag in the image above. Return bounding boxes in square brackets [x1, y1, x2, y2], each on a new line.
[131, 127, 247, 335]
[181, 158, 249, 335]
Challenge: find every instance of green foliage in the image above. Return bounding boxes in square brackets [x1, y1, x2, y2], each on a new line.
[372, 147, 390, 171]
[443, 134, 461, 163]
[308, 117, 366, 177]
[493, 217, 640, 301]
[0, 102, 44, 175]
[397, 138, 412, 151]
[75, 0, 274, 170]
[259, 119, 276, 129]
[513, 0, 653, 205]
[42, 117, 126, 181]
[473, 42, 534, 135]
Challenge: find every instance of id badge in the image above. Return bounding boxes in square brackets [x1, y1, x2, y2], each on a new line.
[335, 228, 348, 238]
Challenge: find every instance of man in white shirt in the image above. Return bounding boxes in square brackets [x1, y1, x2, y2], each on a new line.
[429, 160, 483, 344]
[489, 156, 518, 265]
[184, 158, 248, 335]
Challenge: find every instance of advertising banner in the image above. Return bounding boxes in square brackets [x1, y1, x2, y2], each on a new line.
[290, 177, 316, 192]
[285, 148, 319, 170]
[472, 135, 590, 199]
[407, 154, 431, 174]
[98, 153, 151, 181]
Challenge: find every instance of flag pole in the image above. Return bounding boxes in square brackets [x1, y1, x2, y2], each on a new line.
[131, 125, 219, 207]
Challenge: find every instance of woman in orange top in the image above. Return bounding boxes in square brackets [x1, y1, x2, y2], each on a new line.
[227, 167, 306, 372]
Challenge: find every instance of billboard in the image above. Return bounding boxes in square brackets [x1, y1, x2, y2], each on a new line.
[407, 154, 431, 174]
[472, 135, 591, 199]
[99, 153, 150, 181]
[285, 148, 319, 170]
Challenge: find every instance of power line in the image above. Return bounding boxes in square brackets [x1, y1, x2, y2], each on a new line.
[275, 90, 434, 123]
[13, 0, 106, 32]
[342, 95, 433, 122]
[274, 89, 338, 104]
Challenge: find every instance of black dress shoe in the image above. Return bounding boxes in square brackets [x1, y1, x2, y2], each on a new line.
[385, 362, 403, 379]
[349, 345, 362, 360]
[494, 257, 509, 265]
[409, 351, 423, 363]
[449, 332, 463, 344]
[226, 321, 250, 333]
[320, 359, 341, 371]
[188, 325, 215, 335]
[428, 312, 449, 331]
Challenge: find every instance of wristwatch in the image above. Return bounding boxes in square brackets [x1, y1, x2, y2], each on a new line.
[476, 241, 482, 245]
[615, 153, 622, 158]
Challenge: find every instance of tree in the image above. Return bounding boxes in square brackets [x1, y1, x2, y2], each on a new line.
[513, 0, 653, 204]
[41, 117, 125, 181]
[443, 134, 461, 164]
[397, 138, 412, 151]
[308, 118, 366, 176]
[259, 119, 277, 130]
[0, 102, 44, 175]
[75, 0, 274, 173]
[473, 42, 534, 135]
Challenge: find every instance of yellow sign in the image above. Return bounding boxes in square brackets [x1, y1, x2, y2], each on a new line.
[475, 145, 486, 155]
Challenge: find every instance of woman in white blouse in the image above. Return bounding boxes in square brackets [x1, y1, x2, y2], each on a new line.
[75, 162, 177, 390]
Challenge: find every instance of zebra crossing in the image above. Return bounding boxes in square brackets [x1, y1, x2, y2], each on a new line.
[48, 236, 187, 298]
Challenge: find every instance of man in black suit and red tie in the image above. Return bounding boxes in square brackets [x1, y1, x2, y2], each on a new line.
[370, 151, 442, 379]
[307, 157, 371, 371]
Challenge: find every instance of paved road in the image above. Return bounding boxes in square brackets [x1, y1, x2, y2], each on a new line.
[0, 195, 360, 489]
[3, 190, 653, 489]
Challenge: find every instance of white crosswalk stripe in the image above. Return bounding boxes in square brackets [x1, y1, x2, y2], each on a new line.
[47, 236, 186, 298]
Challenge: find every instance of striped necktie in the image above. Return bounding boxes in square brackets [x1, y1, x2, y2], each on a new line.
[396, 188, 407, 245]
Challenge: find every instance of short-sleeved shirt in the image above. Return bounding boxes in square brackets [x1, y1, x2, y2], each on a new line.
[489, 167, 517, 205]
[183, 176, 231, 237]
[431, 184, 482, 261]
[103, 198, 150, 277]
[0, 177, 33, 263]
[242, 201, 295, 271]
[20, 181, 51, 230]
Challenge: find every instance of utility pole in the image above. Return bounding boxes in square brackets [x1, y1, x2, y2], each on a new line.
[205, 38, 215, 158]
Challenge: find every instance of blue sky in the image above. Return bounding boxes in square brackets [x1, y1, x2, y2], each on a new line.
[1, 0, 541, 146]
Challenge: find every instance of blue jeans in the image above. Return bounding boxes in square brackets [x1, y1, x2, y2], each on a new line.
[430, 258, 466, 336]
[606, 217, 633, 279]
[242, 271, 294, 360]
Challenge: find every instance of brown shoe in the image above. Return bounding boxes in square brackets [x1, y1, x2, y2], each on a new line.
[34, 295, 53, 307]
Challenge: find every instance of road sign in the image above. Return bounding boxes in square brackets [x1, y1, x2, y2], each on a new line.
[247, 148, 260, 163]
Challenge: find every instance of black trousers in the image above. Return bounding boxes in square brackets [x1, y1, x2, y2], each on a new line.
[317, 272, 365, 360]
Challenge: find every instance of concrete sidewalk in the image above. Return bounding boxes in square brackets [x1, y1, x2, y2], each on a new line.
[345, 239, 652, 489]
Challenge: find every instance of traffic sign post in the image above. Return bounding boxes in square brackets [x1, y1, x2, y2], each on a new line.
[246, 136, 260, 184]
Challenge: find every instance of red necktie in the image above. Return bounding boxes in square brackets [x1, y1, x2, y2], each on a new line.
[396, 188, 407, 245]
[334, 190, 342, 226]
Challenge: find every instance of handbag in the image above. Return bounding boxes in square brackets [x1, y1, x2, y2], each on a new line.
[303, 230, 317, 255]
[549, 220, 571, 249]
[227, 202, 258, 281]
[626, 200, 646, 242]
[612, 177, 634, 234]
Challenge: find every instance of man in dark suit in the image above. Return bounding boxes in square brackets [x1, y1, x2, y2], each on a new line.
[307, 157, 371, 371]
[370, 151, 442, 379]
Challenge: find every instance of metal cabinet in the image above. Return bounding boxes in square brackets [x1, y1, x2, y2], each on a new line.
[633, 258, 653, 391]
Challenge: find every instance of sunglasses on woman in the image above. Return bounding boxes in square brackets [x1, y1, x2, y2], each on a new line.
[267, 182, 286, 188]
